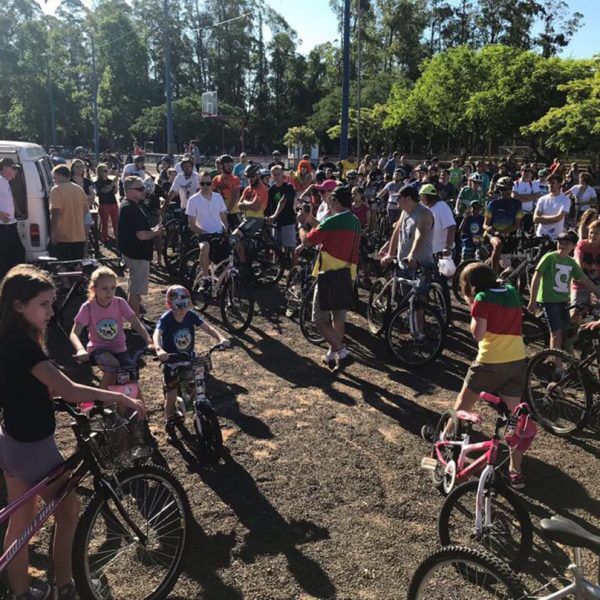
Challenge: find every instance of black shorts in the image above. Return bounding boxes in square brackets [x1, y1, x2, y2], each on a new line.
[162, 363, 182, 390]
[227, 213, 241, 231]
[55, 242, 85, 261]
[200, 234, 230, 265]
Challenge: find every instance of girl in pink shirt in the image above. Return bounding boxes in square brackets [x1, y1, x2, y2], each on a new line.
[70, 267, 152, 388]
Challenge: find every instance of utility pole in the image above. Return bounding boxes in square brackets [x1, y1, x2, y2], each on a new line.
[356, 0, 362, 162]
[90, 29, 99, 161]
[339, 0, 351, 160]
[163, 0, 175, 153]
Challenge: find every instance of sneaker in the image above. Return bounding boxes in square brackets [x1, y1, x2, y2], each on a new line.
[55, 580, 77, 600]
[421, 424, 435, 443]
[509, 471, 525, 490]
[13, 581, 52, 600]
[334, 353, 354, 373]
[165, 414, 182, 437]
[321, 354, 336, 371]
[202, 278, 212, 293]
[285, 307, 296, 318]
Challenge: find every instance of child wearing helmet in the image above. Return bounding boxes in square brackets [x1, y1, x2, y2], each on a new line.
[153, 285, 230, 434]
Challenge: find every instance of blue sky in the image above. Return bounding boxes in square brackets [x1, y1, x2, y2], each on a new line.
[37, 0, 598, 58]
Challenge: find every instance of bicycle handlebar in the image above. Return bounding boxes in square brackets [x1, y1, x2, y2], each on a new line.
[152, 341, 231, 364]
[73, 347, 154, 371]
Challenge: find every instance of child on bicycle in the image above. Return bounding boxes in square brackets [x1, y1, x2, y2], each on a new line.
[0, 265, 146, 600]
[70, 266, 153, 389]
[422, 262, 531, 489]
[527, 230, 600, 355]
[153, 285, 229, 435]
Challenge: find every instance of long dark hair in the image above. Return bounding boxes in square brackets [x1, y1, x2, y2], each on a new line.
[0, 265, 54, 346]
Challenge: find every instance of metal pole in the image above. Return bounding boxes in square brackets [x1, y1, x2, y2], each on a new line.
[356, 0, 361, 162]
[339, 0, 351, 160]
[91, 29, 99, 161]
[163, 0, 175, 153]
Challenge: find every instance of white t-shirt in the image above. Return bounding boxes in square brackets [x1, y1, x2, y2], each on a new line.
[185, 191, 227, 234]
[535, 193, 571, 239]
[428, 200, 455, 253]
[512, 179, 536, 213]
[0, 176, 16, 224]
[170, 172, 200, 210]
[121, 163, 145, 183]
[570, 184, 597, 214]
[533, 179, 549, 197]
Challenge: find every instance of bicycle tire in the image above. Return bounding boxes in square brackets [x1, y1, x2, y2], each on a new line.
[251, 237, 284, 286]
[162, 219, 183, 277]
[299, 282, 325, 345]
[525, 348, 592, 437]
[220, 273, 254, 333]
[452, 259, 479, 305]
[428, 282, 451, 329]
[284, 265, 304, 317]
[181, 249, 210, 313]
[430, 410, 462, 495]
[439, 478, 533, 571]
[193, 402, 223, 465]
[407, 545, 525, 599]
[72, 464, 191, 600]
[386, 301, 446, 367]
[367, 277, 391, 335]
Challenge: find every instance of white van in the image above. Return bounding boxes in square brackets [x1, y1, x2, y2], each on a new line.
[0, 141, 53, 260]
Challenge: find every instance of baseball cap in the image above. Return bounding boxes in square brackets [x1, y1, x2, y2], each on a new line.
[314, 179, 338, 192]
[419, 183, 438, 196]
[0, 158, 21, 169]
[557, 230, 578, 245]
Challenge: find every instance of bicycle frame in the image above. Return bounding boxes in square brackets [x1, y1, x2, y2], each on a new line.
[433, 435, 499, 484]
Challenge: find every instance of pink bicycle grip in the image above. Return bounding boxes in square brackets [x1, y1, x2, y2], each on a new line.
[480, 392, 501, 406]
[79, 402, 95, 412]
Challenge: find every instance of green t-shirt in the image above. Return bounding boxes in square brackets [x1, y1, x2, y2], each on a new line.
[536, 251, 584, 303]
[449, 167, 464, 189]
[456, 186, 485, 214]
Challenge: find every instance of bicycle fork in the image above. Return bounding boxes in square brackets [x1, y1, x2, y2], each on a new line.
[474, 465, 495, 537]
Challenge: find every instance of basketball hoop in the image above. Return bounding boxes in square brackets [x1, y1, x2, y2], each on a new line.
[202, 91, 218, 117]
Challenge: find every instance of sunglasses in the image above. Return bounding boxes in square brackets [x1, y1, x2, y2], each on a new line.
[200, 182, 212, 187]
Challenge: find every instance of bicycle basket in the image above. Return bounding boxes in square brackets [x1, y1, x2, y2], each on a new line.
[88, 411, 137, 469]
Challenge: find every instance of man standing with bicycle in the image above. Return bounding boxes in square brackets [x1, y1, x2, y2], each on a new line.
[0, 158, 25, 278]
[299, 186, 361, 371]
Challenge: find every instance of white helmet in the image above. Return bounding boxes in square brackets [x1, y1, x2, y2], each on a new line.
[438, 256, 457, 278]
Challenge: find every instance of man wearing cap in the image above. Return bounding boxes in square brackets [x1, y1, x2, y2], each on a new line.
[118, 176, 164, 316]
[168, 156, 200, 211]
[533, 173, 571, 241]
[484, 176, 523, 273]
[0, 158, 26, 277]
[268, 150, 285, 171]
[420, 184, 455, 256]
[299, 185, 361, 371]
[50, 165, 89, 261]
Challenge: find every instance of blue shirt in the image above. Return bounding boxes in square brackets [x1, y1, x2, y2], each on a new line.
[461, 214, 484, 248]
[156, 310, 204, 355]
[485, 198, 523, 233]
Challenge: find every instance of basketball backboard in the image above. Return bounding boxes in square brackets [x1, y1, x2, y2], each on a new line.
[202, 91, 218, 117]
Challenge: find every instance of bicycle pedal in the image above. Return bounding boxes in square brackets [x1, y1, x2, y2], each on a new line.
[421, 457, 437, 471]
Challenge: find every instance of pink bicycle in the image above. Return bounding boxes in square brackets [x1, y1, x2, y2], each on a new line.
[0, 399, 191, 599]
[422, 392, 536, 570]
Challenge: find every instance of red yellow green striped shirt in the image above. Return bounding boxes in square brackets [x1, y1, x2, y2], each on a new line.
[471, 284, 525, 364]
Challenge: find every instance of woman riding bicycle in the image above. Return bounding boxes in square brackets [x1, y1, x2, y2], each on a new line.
[0, 265, 146, 600]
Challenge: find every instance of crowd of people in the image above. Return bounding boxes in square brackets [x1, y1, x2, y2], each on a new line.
[0, 140, 598, 598]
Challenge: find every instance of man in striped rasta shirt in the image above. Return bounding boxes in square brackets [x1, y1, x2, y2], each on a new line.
[300, 186, 361, 372]
[422, 262, 534, 489]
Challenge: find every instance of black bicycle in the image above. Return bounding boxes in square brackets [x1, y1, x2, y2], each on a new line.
[284, 247, 318, 318]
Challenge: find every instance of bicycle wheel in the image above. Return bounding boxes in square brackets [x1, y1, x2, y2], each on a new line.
[181, 249, 209, 312]
[522, 311, 548, 354]
[386, 301, 445, 367]
[162, 220, 183, 277]
[367, 277, 391, 335]
[284, 265, 304, 317]
[72, 464, 191, 600]
[452, 259, 478, 305]
[439, 478, 533, 571]
[430, 410, 462, 495]
[407, 546, 525, 599]
[427, 282, 451, 329]
[251, 237, 284, 286]
[526, 348, 592, 437]
[193, 401, 223, 465]
[299, 283, 325, 345]
[220, 272, 254, 333]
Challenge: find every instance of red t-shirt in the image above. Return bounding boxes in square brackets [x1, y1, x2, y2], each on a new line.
[213, 173, 241, 214]
[574, 240, 600, 288]
[351, 203, 369, 228]
[241, 182, 268, 218]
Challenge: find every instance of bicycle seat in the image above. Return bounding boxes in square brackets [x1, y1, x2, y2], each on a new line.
[456, 410, 482, 425]
[541, 516, 600, 554]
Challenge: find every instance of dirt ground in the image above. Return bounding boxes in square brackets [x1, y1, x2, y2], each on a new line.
[36, 262, 600, 599]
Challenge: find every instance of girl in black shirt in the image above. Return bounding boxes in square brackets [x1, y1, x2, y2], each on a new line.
[0, 265, 146, 600]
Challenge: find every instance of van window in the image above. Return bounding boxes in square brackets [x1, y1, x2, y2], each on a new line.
[9, 171, 27, 220]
